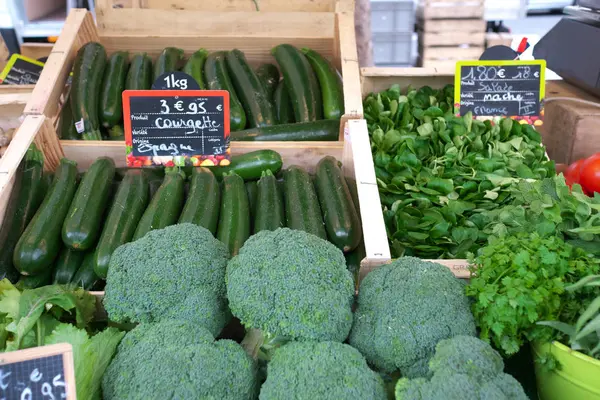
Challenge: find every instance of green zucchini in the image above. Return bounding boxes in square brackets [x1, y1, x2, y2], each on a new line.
[62, 157, 116, 250]
[0, 145, 45, 282]
[16, 268, 53, 290]
[314, 156, 362, 252]
[58, 95, 79, 139]
[301, 48, 344, 120]
[178, 167, 220, 236]
[71, 252, 99, 290]
[225, 49, 276, 128]
[70, 42, 107, 140]
[126, 53, 153, 90]
[230, 119, 339, 141]
[148, 177, 163, 198]
[213, 149, 283, 180]
[99, 51, 129, 128]
[132, 168, 185, 241]
[205, 52, 246, 131]
[274, 80, 294, 124]
[14, 158, 79, 275]
[153, 47, 184, 81]
[53, 247, 85, 284]
[183, 49, 208, 89]
[272, 44, 322, 122]
[94, 170, 149, 278]
[245, 180, 258, 230]
[283, 165, 326, 239]
[254, 169, 285, 233]
[255, 63, 280, 100]
[217, 172, 250, 257]
[345, 244, 365, 292]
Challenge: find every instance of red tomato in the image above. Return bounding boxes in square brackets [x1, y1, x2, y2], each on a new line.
[579, 154, 600, 195]
[164, 160, 175, 167]
[565, 158, 584, 184]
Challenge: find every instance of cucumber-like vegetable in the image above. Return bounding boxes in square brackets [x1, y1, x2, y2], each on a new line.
[153, 47, 184, 81]
[314, 156, 362, 252]
[148, 177, 163, 198]
[58, 95, 79, 139]
[274, 80, 294, 124]
[256, 63, 280, 100]
[70, 42, 107, 140]
[272, 44, 322, 122]
[14, 159, 79, 275]
[178, 167, 220, 235]
[301, 48, 344, 120]
[254, 170, 285, 233]
[94, 169, 149, 278]
[230, 119, 339, 142]
[133, 168, 185, 240]
[100, 51, 129, 128]
[183, 49, 208, 89]
[225, 49, 276, 128]
[205, 52, 246, 131]
[217, 173, 250, 256]
[16, 268, 54, 290]
[345, 244, 365, 292]
[62, 157, 116, 250]
[0, 146, 45, 282]
[126, 53, 153, 90]
[283, 165, 326, 239]
[71, 252, 99, 290]
[53, 247, 85, 284]
[213, 150, 283, 180]
[245, 180, 258, 230]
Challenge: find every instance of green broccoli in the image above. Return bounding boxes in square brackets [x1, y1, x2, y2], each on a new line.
[102, 320, 258, 400]
[349, 257, 476, 377]
[226, 228, 354, 355]
[103, 223, 230, 336]
[259, 341, 387, 400]
[395, 336, 528, 400]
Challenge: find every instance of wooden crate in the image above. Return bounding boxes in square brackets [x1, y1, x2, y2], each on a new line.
[20, 43, 54, 61]
[419, 46, 484, 70]
[418, 0, 484, 20]
[486, 33, 513, 48]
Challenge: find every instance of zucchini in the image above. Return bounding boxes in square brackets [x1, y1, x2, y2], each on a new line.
[213, 149, 283, 180]
[0, 145, 45, 282]
[255, 63, 280, 100]
[274, 80, 294, 124]
[94, 169, 149, 278]
[62, 157, 116, 250]
[153, 47, 184, 81]
[254, 170, 285, 233]
[148, 177, 163, 198]
[301, 48, 344, 120]
[14, 159, 79, 275]
[345, 244, 365, 292]
[53, 247, 85, 284]
[71, 252, 99, 290]
[230, 119, 339, 142]
[99, 51, 129, 128]
[225, 49, 276, 128]
[272, 44, 322, 122]
[16, 268, 53, 290]
[283, 165, 326, 239]
[132, 168, 185, 240]
[70, 42, 107, 140]
[217, 173, 250, 257]
[126, 53, 153, 90]
[58, 95, 79, 139]
[245, 180, 258, 230]
[314, 156, 362, 252]
[183, 49, 208, 89]
[205, 52, 246, 131]
[178, 167, 220, 235]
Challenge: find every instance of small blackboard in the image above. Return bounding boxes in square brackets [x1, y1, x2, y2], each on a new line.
[123, 90, 230, 167]
[0, 54, 44, 85]
[454, 60, 546, 118]
[0, 343, 76, 400]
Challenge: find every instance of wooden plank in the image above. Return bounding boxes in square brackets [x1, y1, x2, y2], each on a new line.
[0, 85, 35, 94]
[0, 35, 9, 71]
[486, 32, 513, 48]
[422, 46, 484, 60]
[0, 173, 15, 224]
[420, 31, 485, 47]
[97, 0, 339, 12]
[361, 67, 455, 95]
[419, 3, 484, 19]
[419, 18, 486, 33]
[20, 43, 54, 61]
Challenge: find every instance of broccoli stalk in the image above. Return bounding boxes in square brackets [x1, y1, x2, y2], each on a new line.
[240, 328, 290, 361]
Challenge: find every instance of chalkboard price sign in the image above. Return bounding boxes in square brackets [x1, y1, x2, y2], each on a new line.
[0, 54, 44, 85]
[0, 343, 76, 400]
[123, 90, 230, 168]
[454, 60, 546, 118]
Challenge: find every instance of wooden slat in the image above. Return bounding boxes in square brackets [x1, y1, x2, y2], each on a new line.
[361, 67, 455, 96]
[0, 173, 15, 224]
[97, 0, 339, 13]
[0, 85, 35, 94]
[486, 32, 513, 48]
[20, 43, 54, 61]
[420, 31, 485, 47]
[418, 3, 484, 19]
[422, 46, 484, 60]
[419, 18, 486, 33]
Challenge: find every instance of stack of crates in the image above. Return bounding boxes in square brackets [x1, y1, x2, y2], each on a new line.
[417, 0, 486, 70]
[370, 0, 418, 66]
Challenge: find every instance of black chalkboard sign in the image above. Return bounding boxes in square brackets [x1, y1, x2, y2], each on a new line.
[0, 343, 76, 400]
[123, 90, 230, 165]
[454, 60, 546, 118]
[0, 54, 44, 85]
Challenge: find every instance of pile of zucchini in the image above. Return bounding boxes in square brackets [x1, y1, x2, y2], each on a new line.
[2, 149, 363, 290]
[60, 43, 344, 142]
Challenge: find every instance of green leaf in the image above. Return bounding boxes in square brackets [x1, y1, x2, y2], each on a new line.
[575, 296, 600, 333]
[416, 123, 434, 137]
[537, 321, 576, 337]
[381, 130, 403, 152]
[574, 314, 600, 342]
[426, 178, 454, 195]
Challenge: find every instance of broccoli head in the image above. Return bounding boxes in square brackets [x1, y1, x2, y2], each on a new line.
[227, 228, 354, 344]
[103, 223, 230, 336]
[395, 336, 528, 400]
[259, 341, 387, 400]
[349, 257, 476, 377]
[102, 320, 258, 400]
